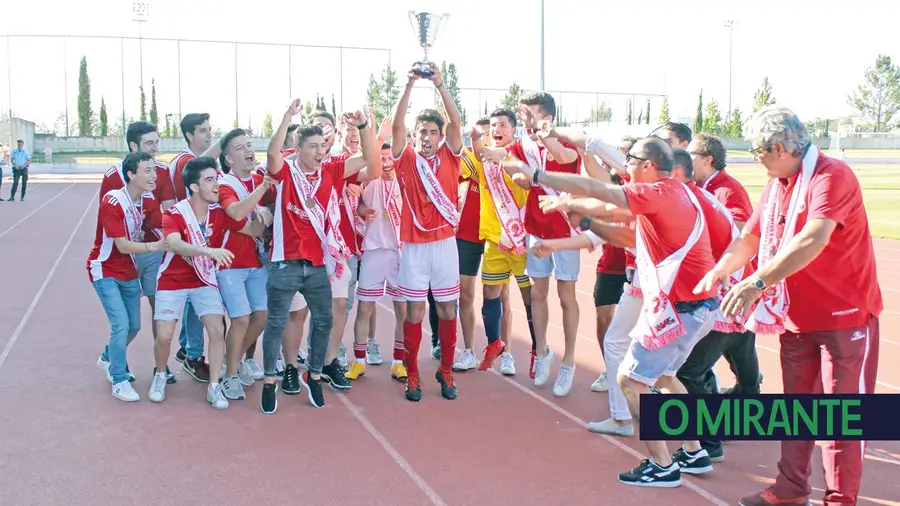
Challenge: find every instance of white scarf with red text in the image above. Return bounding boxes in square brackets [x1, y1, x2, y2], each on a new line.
[406, 150, 459, 231]
[343, 186, 366, 239]
[289, 160, 350, 280]
[381, 177, 402, 249]
[484, 160, 527, 254]
[744, 145, 819, 334]
[172, 199, 218, 288]
[694, 185, 746, 333]
[629, 182, 705, 350]
[109, 187, 144, 244]
[218, 172, 268, 256]
[520, 134, 579, 237]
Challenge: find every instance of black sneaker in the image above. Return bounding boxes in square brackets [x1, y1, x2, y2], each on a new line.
[405, 375, 422, 402]
[154, 366, 177, 385]
[261, 382, 278, 414]
[321, 359, 351, 391]
[282, 364, 301, 395]
[618, 459, 682, 488]
[671, 447, 713, 474]
[701, 444, 724, 463]
[299, 371, 325, 408]
[435, 370, 458, 400]
[175, 348, 186, 363]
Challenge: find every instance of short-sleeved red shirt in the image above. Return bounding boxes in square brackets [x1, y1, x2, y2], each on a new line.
[623, 178, 717, 302]
[216, 175, 259, 270]
[393, 143, 462, 244]
[86, 193, 140, 283]
[596, 244, 627, 275]
[506, 138, 582, 239]
[700, 170, 754, 223]
[746, 152, 883, 333]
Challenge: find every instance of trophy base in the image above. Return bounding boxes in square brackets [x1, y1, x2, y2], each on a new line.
[411, 62, 434, 78]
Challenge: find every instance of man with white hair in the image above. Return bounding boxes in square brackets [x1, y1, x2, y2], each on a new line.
[697, 106, 882, 506]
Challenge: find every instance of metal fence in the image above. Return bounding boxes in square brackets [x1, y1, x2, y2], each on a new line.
[1, 34, 392, 136]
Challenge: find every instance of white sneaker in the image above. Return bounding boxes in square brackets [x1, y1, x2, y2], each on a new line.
[591, 371, 609, 392]
[97, 356, 113, 383]
[275, 359, 285, 378]
[553, 364, 575, 396]
[586, 417, 634, 437]
[499, 352, 516, 375]
[112, 380, 140, 402]
[533, 347, 556, 386]
[245, 358, 264, 379]
[452, 349, 477, 371]
[207, 383, 230, 410]
[296, 348, 308, 369]
[148, 372, 167, 403]
[238, 361, 255, 387]
[366, 339, 383, 365]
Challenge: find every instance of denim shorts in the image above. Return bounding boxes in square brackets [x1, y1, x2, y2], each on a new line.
[134, 251, 163, 297]
[155, 286, 225, 321]
[526, 234, 580, 281]
[217, 266, 268, 319]
[618, 298, 718, 386]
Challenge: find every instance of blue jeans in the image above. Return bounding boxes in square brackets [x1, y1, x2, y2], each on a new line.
[93, 277, 142, 384]
[178, 300, 205, 360]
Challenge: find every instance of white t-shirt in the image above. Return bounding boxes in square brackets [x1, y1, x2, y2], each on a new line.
[361, 177, 402, 252]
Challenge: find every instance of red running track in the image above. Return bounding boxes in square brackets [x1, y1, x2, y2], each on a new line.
[0, 182, 898, 506]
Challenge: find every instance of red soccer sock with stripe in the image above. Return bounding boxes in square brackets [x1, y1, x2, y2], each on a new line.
[393, 340, 405, 362]
[438, 317, 458, 374]
[403, 321, 422, 378]
[353, 342, 367, 363]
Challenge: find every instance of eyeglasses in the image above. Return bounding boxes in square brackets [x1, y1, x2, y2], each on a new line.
[625, 153, 648, 163]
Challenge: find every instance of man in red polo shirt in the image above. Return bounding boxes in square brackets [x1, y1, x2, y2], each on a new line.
[504, 137, 720, 487]
[697, 106, 882, 506]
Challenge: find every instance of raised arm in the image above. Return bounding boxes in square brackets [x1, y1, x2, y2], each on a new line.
[429, 63, 462, 155]
[342, 110, 382, 181]
[503, 158, 628, 208]
[267, 100, 302, 177]
[391, 68, 417, 159]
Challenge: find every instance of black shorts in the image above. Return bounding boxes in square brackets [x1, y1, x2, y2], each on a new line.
[457, 238, 485, 277]
[594, 272, 627, 307]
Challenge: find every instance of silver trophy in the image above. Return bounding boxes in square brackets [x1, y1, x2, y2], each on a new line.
[408, 10, 449, 77]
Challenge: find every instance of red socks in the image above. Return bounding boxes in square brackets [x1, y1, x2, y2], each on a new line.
[403, 321, 422, 377]
[438, 318, 458, 374]
[353, 343, 367, 360]
[393, 341, 405, 361]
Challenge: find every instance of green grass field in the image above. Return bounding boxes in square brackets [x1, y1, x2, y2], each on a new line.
[727, 164, 900, 240]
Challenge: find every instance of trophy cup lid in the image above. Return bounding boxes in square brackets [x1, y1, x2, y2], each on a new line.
[407, 10, 450, 48]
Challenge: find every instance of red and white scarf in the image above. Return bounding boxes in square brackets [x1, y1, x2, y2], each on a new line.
[744, 145, 819, 334]
[404, 150, 459, 232]
[484, 159, 527, 254]
[520, 135, 579, 238]
[167, 148, 197, 190]
[694, 186, 746, 333]
[343, 186, 366, 239]
[109, 188, 144, 245]
[218, 172, 267, 256]
[381, 177, 402, 249]
[629, 182, 705, 350]
[171, 199, 219, 288]
[289, 160, 350, 280]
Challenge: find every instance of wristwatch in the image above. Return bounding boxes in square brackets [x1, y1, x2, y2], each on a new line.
[532, 169, 541, 185]
[750, 276, 767, 290]
[578, 216, 592, 231]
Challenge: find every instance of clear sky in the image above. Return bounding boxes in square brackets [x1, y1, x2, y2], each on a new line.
[2, 0, 896, 134]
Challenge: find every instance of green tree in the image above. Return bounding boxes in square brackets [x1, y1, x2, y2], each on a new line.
[501, 82, 522, 110]
[364, 63, 400, 125]
[645, 97, 651, 124]
[847, 54, 900, 132]
[725, 106, 743, 137]
[232, 117, 239, 128]
[659, 95, 670, 123]
[752, 77, 776, 113]
[77, 56, 94, 136]
[164, 114, 172, 138]
[139, 86, 147, 122]
[626, 99, 632, 125]
[149, 79, 158, 127]
[331, 94, 337, 119]
[637, 108, 644, 124]
[583, 102, 612, 126]
[262, 113, 274, 137]
[693, 90, 704, 134]
[437, 61, 466, 126]
[702, 98, 723, 135]
[98, 97, 108, 136]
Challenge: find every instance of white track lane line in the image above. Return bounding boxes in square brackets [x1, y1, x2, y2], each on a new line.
[0, 188, 98, 372]
[0, 183, 77, 240]
[374, 301, 729, 506]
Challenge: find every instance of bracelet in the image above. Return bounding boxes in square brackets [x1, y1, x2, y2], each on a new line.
[579, 216, 593, 231]
[145, 242, 150, 252]
[357, 121, 368, 130]
[532, 169, 541, 185]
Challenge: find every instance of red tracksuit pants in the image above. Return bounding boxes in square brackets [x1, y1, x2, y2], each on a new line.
[771, 315, 880, 506]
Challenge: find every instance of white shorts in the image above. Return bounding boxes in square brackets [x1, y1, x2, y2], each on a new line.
[357, 248, 403, 302]
[331, 259, 351, 299]
[398, 236, 460, 303]
[155, 286, 225, 321]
